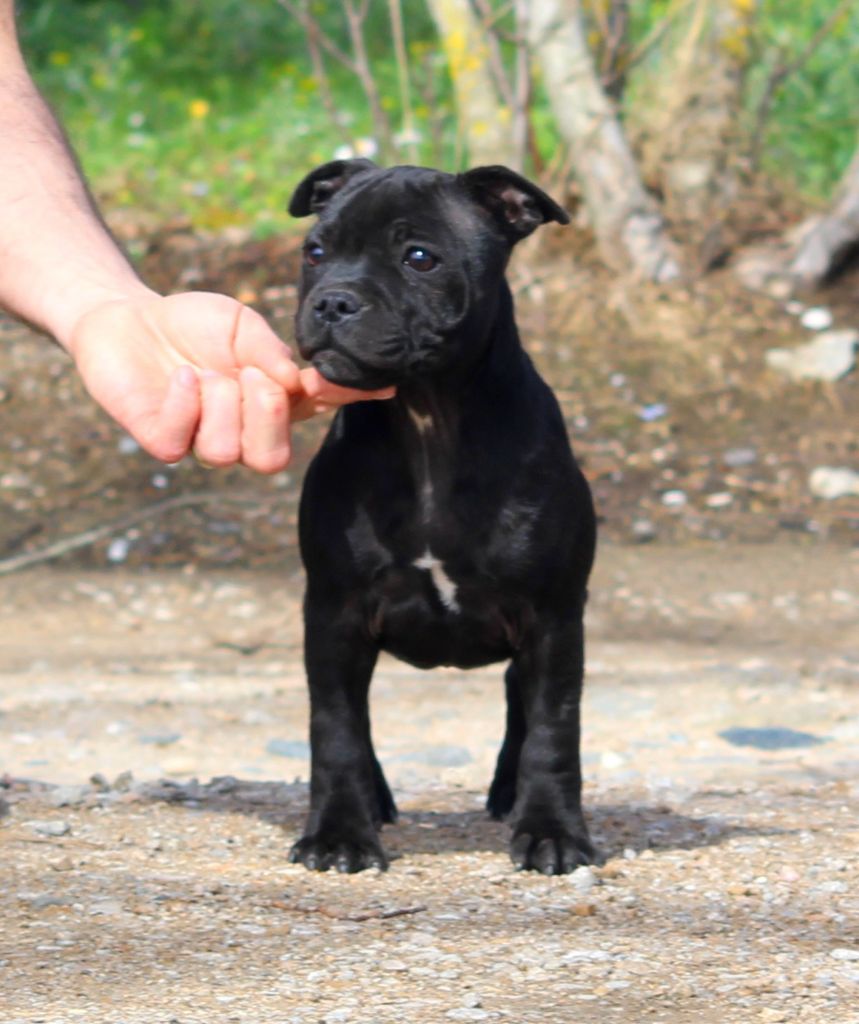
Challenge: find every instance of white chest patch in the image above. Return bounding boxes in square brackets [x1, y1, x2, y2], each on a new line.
[413, 549, 460, 613]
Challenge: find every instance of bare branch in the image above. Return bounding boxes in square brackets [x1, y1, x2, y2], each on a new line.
[344, 0, 394, 156]
[472, 0, 517, 109]
[0, 493, 263, 576]
[299, 0, 342, 132]
[276, 0, 357, 73]
[388, 0, 418, 161]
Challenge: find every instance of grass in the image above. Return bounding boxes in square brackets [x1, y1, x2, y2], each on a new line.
[18, 0, 859, 234]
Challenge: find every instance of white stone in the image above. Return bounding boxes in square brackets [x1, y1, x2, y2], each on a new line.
[766, 329, 857, 382]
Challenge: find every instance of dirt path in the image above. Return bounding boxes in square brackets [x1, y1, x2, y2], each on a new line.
[2, 544, 858, 1023]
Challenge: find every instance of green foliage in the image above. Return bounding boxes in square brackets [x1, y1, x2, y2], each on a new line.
[17, 0, 859, 232]
[20, 0, 449, 232]
[747, 0, 859, 195]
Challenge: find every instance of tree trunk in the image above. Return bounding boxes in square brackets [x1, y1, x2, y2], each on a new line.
[425, 0, 518, 167]
[788, 139, 859, 285]
[631, 0, 756, 259]
[528, 0, 681, 282]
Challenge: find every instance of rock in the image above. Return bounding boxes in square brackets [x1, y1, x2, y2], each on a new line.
[638, 403, 667, 422]
[47, 784, 90, 808]
[138, 731, 182, 747]
[117, 435, 140, 454]
[569, 866, 598, 892]
[724, 447, 757, 467]
[631, 518, 657, 542]
[799, 307, 833, 331]
[705, 492, 733, 508]
[27, 893, 70, 910]
[28, 820, 71, 837]
[266, 738, 310, 759]
[831, 948, 859, 961]
[112, 770, 134, 792]
[718, 727, 826, 750]
[107, 537, 130, 563]
[809, 467, 859, 500]
[661, 490, 688, 508]
[766, 329, 857, 382]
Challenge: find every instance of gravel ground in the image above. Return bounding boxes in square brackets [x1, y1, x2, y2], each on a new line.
[2, 545, 858, 1024]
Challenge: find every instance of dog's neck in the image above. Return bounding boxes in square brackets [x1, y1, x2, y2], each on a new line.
[390, 280, 526, 519]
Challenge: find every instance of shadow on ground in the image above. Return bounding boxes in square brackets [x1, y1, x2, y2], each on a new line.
[141, 776, 792, 866]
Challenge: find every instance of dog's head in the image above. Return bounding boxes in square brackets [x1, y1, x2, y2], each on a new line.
[288, 161, 568, 390]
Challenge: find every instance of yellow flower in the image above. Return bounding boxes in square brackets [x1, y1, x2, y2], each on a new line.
[49, 51, 70, 67]
[129, 27, 145, 42]
[188, 99, 211, 120]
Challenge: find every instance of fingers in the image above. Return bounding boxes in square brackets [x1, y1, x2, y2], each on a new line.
[292, 367, 396, 421]
[123, 364, 201, 464]
[232, 304, 301, 392]
[239, 367, 292, 473]
[193, 371, 241, 467]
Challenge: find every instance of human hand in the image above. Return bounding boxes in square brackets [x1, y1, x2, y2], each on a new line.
[68, 290, 394, 472]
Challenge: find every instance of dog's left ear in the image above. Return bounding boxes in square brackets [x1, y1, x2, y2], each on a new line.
[460, 165, 570, 242]
[289, 158, 378, 217]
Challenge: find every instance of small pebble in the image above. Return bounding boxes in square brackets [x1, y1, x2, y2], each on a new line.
[661, 490, 688, 508]
[705, 492, 733, 508]
[107, 538, 130, 563]
[48, 785, 90, 808]
[569, 866, 598, 892]
[809, 466, 859, 500]
[799, 306, 833, 331]
[28, 820, 71, 837]
[117, 435, 140, 454]
[831, 948, 859, 961]
[724, 447, 757, 467]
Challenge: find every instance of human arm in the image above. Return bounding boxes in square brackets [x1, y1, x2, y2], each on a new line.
[0, 1, 391, 470]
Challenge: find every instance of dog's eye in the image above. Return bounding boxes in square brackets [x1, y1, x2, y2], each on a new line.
[304, 243, 325, 267]
[404, 247, 438, 272]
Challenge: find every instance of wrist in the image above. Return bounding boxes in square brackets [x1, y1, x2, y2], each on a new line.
[50, 274, 157, 358]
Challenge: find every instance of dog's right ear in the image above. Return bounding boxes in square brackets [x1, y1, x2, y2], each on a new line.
[288, 159, 377, 217]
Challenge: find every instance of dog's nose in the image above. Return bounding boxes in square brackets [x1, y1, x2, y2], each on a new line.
[313, 290, 361, 324]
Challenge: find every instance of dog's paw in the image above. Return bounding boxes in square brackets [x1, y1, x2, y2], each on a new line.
[486, 774, 517, 820]
[289, 833, 389, 874]
[372, 766, 399, 825]
[509, 827, 599, 875]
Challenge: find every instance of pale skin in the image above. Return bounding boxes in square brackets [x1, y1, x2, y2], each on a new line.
[0, 1, 392, 472]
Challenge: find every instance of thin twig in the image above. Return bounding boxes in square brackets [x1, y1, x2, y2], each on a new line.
[750, 0, 852, 170]
[0, 493, 263, 576]
[472, 0, 516, 109]
[512, 0, 532, 172]
[276, 0, 358, 74]
[601, 0, 692, 92]
[388, 0, 418, 161]
[269, 899, 428, 922]
[300, 0, 342, 132]
[344, 0, 394, 157]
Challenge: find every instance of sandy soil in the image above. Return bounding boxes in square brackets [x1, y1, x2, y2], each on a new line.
[2, 545, 858, 1024]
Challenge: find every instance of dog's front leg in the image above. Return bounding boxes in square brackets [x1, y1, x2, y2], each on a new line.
[289, 599, 393, 873]
[508, 609, 598, 874]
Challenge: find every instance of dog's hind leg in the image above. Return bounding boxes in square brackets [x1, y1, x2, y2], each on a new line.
[486, 662, 526, 820]
[507, 606, 599, 874]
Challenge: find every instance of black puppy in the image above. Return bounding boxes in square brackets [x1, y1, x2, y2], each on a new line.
[287, 160, 597, 875]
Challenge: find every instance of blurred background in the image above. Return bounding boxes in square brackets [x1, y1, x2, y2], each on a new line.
[2, 0, 858, 571]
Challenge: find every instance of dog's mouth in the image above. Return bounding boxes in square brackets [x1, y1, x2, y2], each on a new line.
[307, 347, 402, 391]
